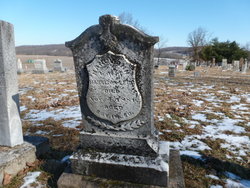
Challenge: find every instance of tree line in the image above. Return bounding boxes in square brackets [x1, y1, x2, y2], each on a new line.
[187, 27, 249, 64]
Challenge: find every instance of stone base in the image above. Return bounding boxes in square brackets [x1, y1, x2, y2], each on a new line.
[32, 69, 48, 74]
[58, 150, 184, 188]
[0, 142, 36, 186]
[79, 131, 159, 157]
[53, 67, 67, 72]
[68, 141, 169, 187]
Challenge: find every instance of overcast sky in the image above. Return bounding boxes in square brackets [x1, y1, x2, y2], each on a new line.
[1, 0, 250, 47]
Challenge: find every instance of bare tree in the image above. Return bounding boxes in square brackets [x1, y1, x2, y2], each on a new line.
[187, 27, 209, 64]
[118, 12, 146, 32]
[155, 36, 168, 66]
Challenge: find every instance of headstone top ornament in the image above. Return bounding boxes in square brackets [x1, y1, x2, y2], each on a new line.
[65, 14, 159, 50]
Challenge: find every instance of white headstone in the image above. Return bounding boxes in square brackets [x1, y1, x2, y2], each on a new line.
[0, 20, 23, 147]
[222, 59, 227, 70]
[182, 61, 187, 71]
[32, 59, 48, 74]
[53, 59, 66, 72]
[17, 58, 24, 74]
[233, 60, 240, 71]
[242, 61, 247, 73]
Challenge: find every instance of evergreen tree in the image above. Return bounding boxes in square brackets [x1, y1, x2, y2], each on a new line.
[201, 38, 248, 63]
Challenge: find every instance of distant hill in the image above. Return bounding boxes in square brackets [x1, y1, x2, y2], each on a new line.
[16, 44, 191, 58]
[16, 44, 72, 56]
[155, 47, 192, 59]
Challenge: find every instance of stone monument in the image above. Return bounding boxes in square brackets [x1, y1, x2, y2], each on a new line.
[17, 58, 24, 74]
[0, 21, 23, 147]
[53, 59, 66, 72]
[242, 60, 248, 73]
[194, 71, 200, 77]
[182, 61, 187, 71]
[222, 58, 227, 70]
[32, 59, 48, 74]
[233, 60, 240, 71]
[0, 20, 36, 186]
[212, 57, 216, 66]
[169, 65, 176, 77]
[59, 15, 173, 187]
[247, 59, 250, 69]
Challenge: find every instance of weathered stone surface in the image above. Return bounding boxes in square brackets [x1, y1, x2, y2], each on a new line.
[58, 149, 184, 188]
[32, 59, 48, 74]
[66, 14, 158, 137]
[79, 132, 158, 156]
[70, 141, 169, 186]
[0, 142, 36, 186]
[86, 51, 142, 125]
[169, 150, 185, 188]
[64, 14, 171, 187]
[0, 20, 23, 147]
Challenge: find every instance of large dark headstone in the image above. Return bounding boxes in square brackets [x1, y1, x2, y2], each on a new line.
[65, 15, 169, 187]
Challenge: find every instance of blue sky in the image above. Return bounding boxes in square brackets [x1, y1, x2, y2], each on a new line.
[1, 0, 250, 47]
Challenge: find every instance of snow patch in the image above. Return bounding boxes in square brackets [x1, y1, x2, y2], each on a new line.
[20, 171, 41, 188]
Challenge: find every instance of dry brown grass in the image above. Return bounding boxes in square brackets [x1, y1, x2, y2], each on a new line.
[8, 63, 249, 187]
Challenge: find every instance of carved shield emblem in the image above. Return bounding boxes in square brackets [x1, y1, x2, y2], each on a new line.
[86, 51, 142, 124]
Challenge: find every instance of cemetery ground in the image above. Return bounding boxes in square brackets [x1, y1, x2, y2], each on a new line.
[4, 61, 250, 188]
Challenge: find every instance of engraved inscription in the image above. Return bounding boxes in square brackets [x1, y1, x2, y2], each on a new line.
[86, 51, 142, 124]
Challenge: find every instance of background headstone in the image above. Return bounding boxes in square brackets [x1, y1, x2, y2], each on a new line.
[242, 61, 247, 73]
[194, 71, 200, 77]
[233, 60, 240, 71]
[239, 57, 244, 71]
[222, 58, 227, 70]
[32, 59, 48, 74]
[0, 20, 23, 147]
[212, 57, 216, 66]
[169, 65, 176, 77]
[53, 59, 66, 72]
[65, 15, 169, 187]
[182, 61, 187, 71]
[17, 58, 24, 74]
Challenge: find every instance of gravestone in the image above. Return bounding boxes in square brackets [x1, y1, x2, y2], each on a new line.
[62, 15, 170, 187]
[233, 60, 240, 71]
[239, 57, 244, 71]
[0, 20, 36, 186]
[32, 59, 48, 74]
[194, 71, 200, 77]
[242, 61, 247, 73]
[0, 20, 23, 147]
[247, 59, 250, 69]
[222, 58, 227, 70]
[17, 58, 24, 74]
[182, 61, 187, 71]
[227, 64, 233, 70]
[212, 57, 216, 66]
[53, 59, 66, 72]
[169, 65, 176, 77]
